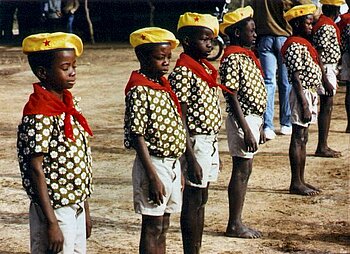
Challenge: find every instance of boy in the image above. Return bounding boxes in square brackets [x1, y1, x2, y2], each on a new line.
[337, 0, 350, 132]
[312, 0, 344, 157]
[168, 12, 225, 253]
[124, 27, 186, 254]
[17, 32, 93, 253]
[219, 6, 267, 238]
[281, 4, 321, 195]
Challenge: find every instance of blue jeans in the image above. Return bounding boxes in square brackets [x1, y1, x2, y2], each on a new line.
[258, 35, 291, 130]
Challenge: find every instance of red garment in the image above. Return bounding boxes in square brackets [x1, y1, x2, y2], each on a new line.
[124, 71, 182, 116]
[221, 45, 264, 77]
[281, 36, 320, 65]
[175, 53, 234, 95]
[23, 83, 93, 141]
[337, 13, 350, 33]
[312, 14, 341, 44]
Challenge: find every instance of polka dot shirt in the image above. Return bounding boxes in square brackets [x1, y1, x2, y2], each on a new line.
[219, 53, 267, 117]
[283, 42, 322, 91]
[168, 66, 222, 135]
[124, 86, 186, 158]
[313, 24, 341, 64]
[17, 99, 93, 209]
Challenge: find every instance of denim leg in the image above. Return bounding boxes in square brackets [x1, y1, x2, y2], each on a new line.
[258, 36, 277, 130]
[276, 36, 291, 127]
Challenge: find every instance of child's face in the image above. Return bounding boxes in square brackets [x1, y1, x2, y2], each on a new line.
[301, 15, 314, 37]
[44, 50, 77, 91]
[239, 20, 257, 48]
[142, 44, 172, 78]
[187, 27, 215, 59]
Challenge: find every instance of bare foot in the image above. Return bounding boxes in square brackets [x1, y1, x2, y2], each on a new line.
[304, 183, 321, 192]
[290, 184, 320, 196]
[225, 225, 262, 239]
[315, 147, 342, 158]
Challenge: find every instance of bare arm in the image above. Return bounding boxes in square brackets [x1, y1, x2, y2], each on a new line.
[180, 103, 203, 185]
[133, 135, 165, 205]
[226, 92, 258, 153]
[84, 200, 92, 239]
[317, 49, 334, 97]
[291, 71, 311, 122]
[30, 155, 64, 253]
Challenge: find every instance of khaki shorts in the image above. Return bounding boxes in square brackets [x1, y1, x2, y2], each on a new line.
[226, 114, 262, 159]
[182, 134, 220, 188]
[317, 63, 338, 95]
[340, 52, 350, 82]
[30, 201, 86, 254]
[290, 88, 318, 128]
[132, 155, 182, 216]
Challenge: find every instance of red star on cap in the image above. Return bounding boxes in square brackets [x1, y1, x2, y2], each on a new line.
[194, 16, 199, 22]
[141, 34, 146, 40]
[43, 39, 50, 46]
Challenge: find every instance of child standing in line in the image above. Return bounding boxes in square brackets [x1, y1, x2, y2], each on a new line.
[337, 0, 350, 132]
[124, 27, 186, 254]
[281, 4, 322, 195]
[17, 32, 93, 253]
[312, 0, 344, 157]
[168, 12, 226, 254]
[219, 6, 267, 239]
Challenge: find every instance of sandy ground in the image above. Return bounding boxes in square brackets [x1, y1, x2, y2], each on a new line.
[0, 44, 349, 254]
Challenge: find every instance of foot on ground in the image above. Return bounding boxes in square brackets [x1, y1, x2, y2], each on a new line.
[225, 226, 262, 239]
[315, 147, 342, 158]
[290, 184, 320, 196]
[304, 183, 321, 192]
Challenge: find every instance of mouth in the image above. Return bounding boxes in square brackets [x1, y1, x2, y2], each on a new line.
[67, 80, 76, 86]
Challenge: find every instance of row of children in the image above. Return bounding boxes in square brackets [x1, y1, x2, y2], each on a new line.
[16, 1, 349, 254]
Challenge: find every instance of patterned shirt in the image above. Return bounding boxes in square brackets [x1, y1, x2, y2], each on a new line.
[168, 66, 222, 135]
[313, 24, 341, 64]
[124, 86, 186, 158]
[219, 53, 267, 117]
[283, 42, 322, 91]
[17, 98, 93, 209]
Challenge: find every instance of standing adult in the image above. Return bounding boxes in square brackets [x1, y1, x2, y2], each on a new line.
[44, 0, 63, 32]
[63, 0, 79, 33]
[252, 0, 312, 140]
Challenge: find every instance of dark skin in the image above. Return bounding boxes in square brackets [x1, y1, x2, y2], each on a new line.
[179, 26, 216, 254]
[315, 6, 342, 158]
[30, 49, 92, 253]
[134, 43, 173, 254]
[224, 19, 262, 239]
[288, 15, 320, 196]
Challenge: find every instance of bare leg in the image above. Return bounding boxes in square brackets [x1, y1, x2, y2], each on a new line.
[159, 213, 170, 254]
[346, 82, 350, 133]
[290, 125, 320, 196]
[315, 95, 341, 157]
[225, 157, 261, 239]
[181, 186, 208, 254]
[140, 215, 166, 254]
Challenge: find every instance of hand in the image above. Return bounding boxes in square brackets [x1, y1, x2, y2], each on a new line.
[259, 126, 266, 144]
[47, 222, 64, 253]
[149, 177, 166, 206]
[187, 159, 203, 185]
[323, 79, 334, 97]
[85, 213, 92, 239]
[244, 129, 258, 153]
[302, 106, 312, 123]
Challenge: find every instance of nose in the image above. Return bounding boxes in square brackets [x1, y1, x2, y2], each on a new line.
[69, 66, 76, 76]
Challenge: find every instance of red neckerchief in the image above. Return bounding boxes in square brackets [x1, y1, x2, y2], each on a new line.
[313, 14, 340, 44]
[124, 71, 182, 116]
[221, 45, 264, 77]
[23, 83, 93, 142]
[337, 13, 350, 33]
[175, 53, 234, 95]
[281, 36, 320, 65]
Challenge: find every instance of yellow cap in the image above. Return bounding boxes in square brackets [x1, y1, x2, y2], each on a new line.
[22, 32, 83, 57]
[129, 27, 179, 49]
[284, 4, 317, 22]
[219, 6, 254, 35]
[320, 0, 345, 6]
[177, 12, 219, 37]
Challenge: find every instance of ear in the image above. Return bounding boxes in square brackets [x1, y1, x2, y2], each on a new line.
[36, 66, 47, 80]
[182, 36, 191, 47]
[234, 28, 240, 38]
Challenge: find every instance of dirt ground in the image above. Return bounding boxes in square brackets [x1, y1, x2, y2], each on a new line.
[0, 43, 349, 254]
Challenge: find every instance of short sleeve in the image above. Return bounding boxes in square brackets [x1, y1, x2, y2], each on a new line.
[220, 54, 240, 91]
[284, 43, 304, 73]
[169, 66, 192, 103]
[125, 87, 149, 136]
[20, 115, 53, 155]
